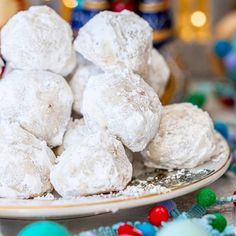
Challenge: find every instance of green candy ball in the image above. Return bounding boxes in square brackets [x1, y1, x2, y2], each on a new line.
[210, 213, 227, 232]
[18, 221, 70, 236]
[196, 188, 216, 207]
[186, 92, 206, 108]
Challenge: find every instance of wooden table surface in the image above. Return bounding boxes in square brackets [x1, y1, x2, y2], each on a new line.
[0, 171, 235, 236]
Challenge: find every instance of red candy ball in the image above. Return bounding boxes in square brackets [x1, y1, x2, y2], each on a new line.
[220, 96, 235, 107]
[233, 191, 236, 207]
[118, 224, 143, 236]
[148, 205, 169, 227]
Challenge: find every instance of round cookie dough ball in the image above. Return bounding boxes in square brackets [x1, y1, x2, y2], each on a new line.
[0, 70, 73, 147]
[82, 70, 162, 152]
[74, 10, 152, 77]
[70, 63, 102, 114]
[1, 6, 76, 76]
[0, 121, 56, 199]
[50, 128, 132, 197]
[145, 48, 170, 97]
[142, 103, 217, 170]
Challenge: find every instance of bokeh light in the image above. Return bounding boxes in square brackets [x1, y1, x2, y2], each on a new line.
[191, 11, 207, 28]
[63, 0, 78, 8]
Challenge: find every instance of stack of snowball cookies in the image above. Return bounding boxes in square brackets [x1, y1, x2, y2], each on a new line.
[0, 6, 218, 199]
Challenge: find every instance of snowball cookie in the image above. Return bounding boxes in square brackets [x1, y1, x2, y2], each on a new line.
[142, 103, 217, 170]
[76, 52, 92, 66]
[145, 48, 170, 97]
[1, 6, 76, 76]
[50, 128, 132, 197]
[57, 118, 134, 163]
[70, 63, 102, 114]
[0, 121, 56, 199]
[74, 10, 152, 77]
[82, 70, 162, 152]
[63, 119, 85, 149]
[0, 70, 73, 147]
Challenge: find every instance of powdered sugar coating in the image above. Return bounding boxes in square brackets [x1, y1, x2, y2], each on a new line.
[62, 118, 86, 150]
[145, 48, 170, 97]
[0, 121, 55, 199]
[142, 103, 217, 170]
[74, 10, 152, 77]
[58, 118, 134, 163]
[70, 63, 102, 114]
[82, 70, 162, 152]
[0, 70, 73, 147]
[1, 6, 76, 76]
[53, 118, 86, 156]
[76, 53, 92, 66]
[50, 128, 132, 197]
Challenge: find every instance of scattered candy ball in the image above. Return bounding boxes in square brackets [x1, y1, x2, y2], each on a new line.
[18, 221, 70, 236]
[233, 191, 236, 207]
[214, 40, 231, 58]
[196, 188, 216, 207]
[158, 220, 210, 236]
[136, 222, 156, 236]
[148, 205, 169, 227]
[117, 223, 142, 236]
[229, 134, 236, 147]
[210, 213, 227, 232]
[159, 200, 176, 213]
[214, 122, 229, 139]
[219, 96, 235, 107]
[186, 92, 206, 108]
[224, 52, 236, 71]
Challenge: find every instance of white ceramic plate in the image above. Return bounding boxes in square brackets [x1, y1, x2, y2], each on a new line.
[0, 135, 231, 219]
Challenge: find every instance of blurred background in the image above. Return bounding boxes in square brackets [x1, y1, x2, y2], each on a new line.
[1, 0, 236, 130]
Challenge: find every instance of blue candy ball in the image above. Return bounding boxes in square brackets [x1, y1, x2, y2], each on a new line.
[136, 223, 156, 236]
[214, 122, 228, 139]
[159, 200, 176, 213]
[224, 52, 236, 70]
[18, 221, 70, 236]
[214, 40, 231, 58]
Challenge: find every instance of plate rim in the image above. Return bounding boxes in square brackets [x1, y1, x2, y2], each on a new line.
[0, 136, 231, 218]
